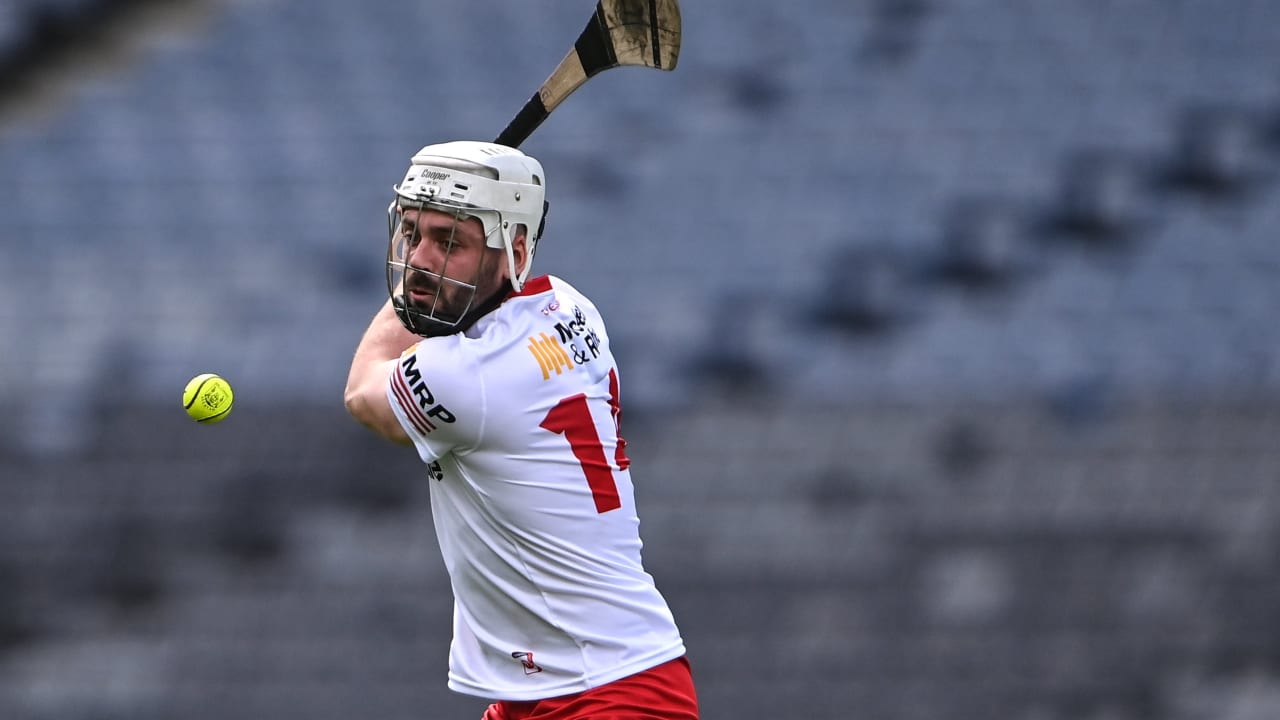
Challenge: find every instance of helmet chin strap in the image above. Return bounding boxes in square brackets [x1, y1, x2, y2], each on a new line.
[503, 222, 539, 293]
[503, 228, 523, 293]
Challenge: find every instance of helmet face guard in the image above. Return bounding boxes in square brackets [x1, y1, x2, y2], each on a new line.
[386, 141, 547, 336]
[386, 198, 503, 337]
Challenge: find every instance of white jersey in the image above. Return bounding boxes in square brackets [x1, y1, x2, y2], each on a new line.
[384, 275, 686, 700]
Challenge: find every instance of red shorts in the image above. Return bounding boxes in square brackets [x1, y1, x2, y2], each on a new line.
[481, 656, 698, 720]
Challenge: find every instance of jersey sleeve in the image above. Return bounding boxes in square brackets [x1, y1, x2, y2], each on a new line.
[384, 337, 484, 464]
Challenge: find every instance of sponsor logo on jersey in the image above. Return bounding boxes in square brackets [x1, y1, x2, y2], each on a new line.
[527, 332, 574, 380]
[554, 306, 602, 366]
[529, 306, 606, 379]
[511, 651, 543, 675]
[392, 354, 457, 435]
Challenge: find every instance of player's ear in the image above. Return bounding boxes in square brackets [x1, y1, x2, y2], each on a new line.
[511, 225, 530, 275]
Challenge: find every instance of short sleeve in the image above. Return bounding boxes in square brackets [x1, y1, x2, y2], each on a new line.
[384, 336, 484, 464]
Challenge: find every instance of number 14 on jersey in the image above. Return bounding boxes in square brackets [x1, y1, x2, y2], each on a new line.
[539, 368, 630, 513]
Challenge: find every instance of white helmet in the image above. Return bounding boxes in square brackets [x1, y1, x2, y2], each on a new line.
[387, 141, 548, 336]
[391, 141, 547, 291]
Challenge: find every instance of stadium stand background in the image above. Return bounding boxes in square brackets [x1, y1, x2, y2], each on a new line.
[3, 0, 1280, 718]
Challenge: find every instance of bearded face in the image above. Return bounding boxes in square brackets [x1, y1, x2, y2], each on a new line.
[388, 206, 513, 337]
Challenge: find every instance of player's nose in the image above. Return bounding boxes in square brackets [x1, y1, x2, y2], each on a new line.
[408, 238, 442, 271]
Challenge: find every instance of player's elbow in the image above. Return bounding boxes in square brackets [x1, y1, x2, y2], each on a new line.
[343, 381, 380, 428]
[343, 384, 411, 446]
[343, 385, 379, 430]
[343, 385, 369, 424]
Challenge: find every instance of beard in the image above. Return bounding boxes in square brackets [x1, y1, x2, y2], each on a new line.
[401, 252, 508, 337]
[404, 273, 461, 322]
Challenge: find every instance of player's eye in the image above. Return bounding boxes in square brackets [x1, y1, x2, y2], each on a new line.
[435, 232, 459, 250]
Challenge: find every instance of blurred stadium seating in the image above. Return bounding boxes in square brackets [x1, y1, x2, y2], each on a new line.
[3, 0, 1280, 718]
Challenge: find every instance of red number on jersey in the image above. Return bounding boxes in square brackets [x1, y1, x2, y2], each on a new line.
[608, 368, 630, 470]
[540, 372, 629, 513]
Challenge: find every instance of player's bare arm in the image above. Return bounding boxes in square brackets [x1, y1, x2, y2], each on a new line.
[344, 299, 418, 445]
